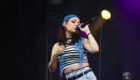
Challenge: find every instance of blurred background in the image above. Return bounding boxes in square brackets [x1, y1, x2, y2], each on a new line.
[1, 0, 140, 80]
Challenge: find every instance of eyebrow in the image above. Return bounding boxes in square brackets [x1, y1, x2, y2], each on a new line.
[71, 19, 80, 22]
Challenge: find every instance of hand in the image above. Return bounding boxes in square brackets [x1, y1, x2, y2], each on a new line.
[58, 45, 65, 55]
[78, 23, 90, 33]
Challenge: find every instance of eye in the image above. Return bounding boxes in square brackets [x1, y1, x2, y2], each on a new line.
[71, 21, 75, 23]
[78, 21, 80, 25]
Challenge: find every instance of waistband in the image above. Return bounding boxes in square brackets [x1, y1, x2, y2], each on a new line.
[65, 66, 91, 78]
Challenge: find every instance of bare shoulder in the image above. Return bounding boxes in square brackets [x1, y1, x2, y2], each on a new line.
[83, 38, 88, 41]
[51, 42, 59, 54]
[82, 38, 89, 47]
[53, 42, 60, 48]
[55, 42, 60, 47]
[83, 38, 89, 43]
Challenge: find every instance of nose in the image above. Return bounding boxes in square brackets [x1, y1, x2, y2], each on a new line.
[75, 22, 80, 26]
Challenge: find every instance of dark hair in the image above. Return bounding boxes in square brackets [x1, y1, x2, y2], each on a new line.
[57, 26, 81, 47]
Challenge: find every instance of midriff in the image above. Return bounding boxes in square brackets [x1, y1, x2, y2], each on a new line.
[63, 63, 89, 74]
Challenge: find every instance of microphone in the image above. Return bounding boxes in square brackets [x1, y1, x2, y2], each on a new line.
[76, 17, 97, 30]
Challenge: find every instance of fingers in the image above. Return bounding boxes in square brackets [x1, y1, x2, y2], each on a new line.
[78, 25, 81, 30]
[79, 23, 84, 28]
[80, 23, 84, 25]
[80, 23, 89, 26]
[79, 23, 84, 27]
[59, 45, 65, 53]
[60, 45, 65, 49]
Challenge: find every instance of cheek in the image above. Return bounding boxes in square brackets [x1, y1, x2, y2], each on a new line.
[67, 27, 76, 32]
[67, 24, 74, 29]
[67, 27, 73, 31]
[68, 22, 74, 26]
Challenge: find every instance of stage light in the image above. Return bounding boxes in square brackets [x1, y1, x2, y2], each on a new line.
[101, 10, 111, 20]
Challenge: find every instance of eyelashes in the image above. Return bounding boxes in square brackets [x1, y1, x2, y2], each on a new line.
[71, 21, 75, 23]
[71, 21, 80, 25]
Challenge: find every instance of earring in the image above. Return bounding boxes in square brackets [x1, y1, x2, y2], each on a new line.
[65, 27, 67, 30]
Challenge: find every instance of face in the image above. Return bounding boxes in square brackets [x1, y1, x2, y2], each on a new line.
[64, 17, 80, 33]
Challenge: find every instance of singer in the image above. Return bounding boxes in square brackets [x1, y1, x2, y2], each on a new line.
[48, 15, 99, 80]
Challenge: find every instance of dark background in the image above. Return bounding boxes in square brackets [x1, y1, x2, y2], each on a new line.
[1, 0, 140, 80]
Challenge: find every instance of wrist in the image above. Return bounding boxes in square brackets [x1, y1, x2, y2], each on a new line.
[85, 31, 91, 35]
[87, 33, 91, 37]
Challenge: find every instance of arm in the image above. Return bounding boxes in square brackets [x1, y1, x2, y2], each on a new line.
[48, 43, 59, 73]
[83, 30, 99, 53]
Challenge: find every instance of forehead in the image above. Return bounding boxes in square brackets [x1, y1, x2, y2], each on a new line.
[69, 17, 80, 21]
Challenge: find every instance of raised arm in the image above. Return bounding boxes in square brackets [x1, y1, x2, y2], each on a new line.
[83, 31, 99, 53]
[78, 23, 99, 53]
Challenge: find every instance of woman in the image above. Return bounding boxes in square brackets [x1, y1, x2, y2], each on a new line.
[48, 15, 99, 80]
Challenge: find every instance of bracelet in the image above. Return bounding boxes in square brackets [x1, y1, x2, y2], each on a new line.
[87, 33, 91, 36]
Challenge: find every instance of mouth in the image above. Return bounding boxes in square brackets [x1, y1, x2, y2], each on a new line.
[74, 27, 77, 29]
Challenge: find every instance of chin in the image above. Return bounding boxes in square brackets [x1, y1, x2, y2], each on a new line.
[74, 30, 79, 34]
[69, 30, 77, 34]
[72, 30, 77, 33]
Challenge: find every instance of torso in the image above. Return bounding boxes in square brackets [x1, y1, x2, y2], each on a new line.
[64, 63, 89, 74]
[62, 43, 89, 75]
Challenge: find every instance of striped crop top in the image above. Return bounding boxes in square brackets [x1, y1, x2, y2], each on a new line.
[58, 38, 89, 70]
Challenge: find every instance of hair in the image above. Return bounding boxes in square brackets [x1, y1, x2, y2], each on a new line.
[57, 25, 81, 46]
[57, 17, 83, 78]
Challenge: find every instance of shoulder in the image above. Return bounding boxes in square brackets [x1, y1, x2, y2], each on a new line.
[82, 38, 88, 47]
[52, 42, 59, 50]
[83, 38, 90, 45]
[83, 38, 89, 43]
[83, 38, 88, 40]
[54, 42, 60, 47]
[79, 37, 88, 42]
[51, 42, 60, 54]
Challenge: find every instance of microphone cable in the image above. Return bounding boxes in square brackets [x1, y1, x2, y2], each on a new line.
[98, 17, 102, 80]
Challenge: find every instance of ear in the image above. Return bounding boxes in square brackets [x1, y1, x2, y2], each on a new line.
[64, 22, 67, 27]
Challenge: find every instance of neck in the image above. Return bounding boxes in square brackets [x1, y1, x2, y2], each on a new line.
[65, 31, 73, 38]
